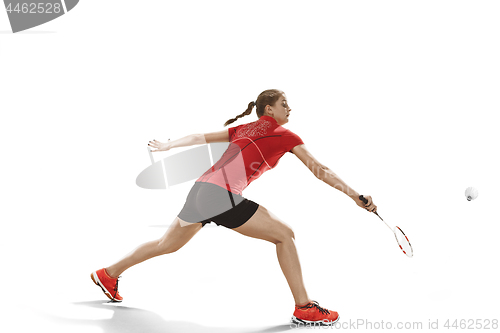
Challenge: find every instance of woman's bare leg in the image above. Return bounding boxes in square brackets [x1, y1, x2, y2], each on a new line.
[233, 206, 310, 306]
[105, 217, 202, 278]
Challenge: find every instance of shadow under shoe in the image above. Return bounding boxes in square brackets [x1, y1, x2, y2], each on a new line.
[291, 300, 339, 326]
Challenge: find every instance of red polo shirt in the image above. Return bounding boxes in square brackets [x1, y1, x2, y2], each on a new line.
[197, 116, 304, 195]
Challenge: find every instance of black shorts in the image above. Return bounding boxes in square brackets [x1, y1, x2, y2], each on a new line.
[178, 182, 259, 229]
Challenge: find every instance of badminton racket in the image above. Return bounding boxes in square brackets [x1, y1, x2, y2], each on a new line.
[359, 195, 413, 258]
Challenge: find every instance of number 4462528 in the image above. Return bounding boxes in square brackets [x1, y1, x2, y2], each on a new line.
[5, 3, 62, 14]
[444, 319, 498, 329]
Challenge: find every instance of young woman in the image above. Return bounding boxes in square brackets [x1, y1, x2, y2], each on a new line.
[91, 89, 377, 326]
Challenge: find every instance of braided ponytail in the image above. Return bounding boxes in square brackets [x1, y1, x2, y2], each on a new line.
[223, 89, 284, 127]
[224, 101, 256, 127]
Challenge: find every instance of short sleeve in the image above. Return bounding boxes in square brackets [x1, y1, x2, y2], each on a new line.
[282, 129, 304, 153]
[228, 124, 244, 141]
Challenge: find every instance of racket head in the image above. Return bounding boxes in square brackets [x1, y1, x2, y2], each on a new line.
[393, 226, 413, 258]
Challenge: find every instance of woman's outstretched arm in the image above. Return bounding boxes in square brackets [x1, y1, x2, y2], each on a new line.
[148, 130, 229, 152]
[291, 144, 377, 212]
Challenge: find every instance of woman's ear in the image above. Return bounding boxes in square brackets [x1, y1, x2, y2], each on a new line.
[265, 105, 273, 116]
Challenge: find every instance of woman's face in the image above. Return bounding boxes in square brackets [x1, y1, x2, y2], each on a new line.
[266, 94, 291, 125]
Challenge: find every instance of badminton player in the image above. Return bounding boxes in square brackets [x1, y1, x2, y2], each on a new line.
[91, 89, 377, 326]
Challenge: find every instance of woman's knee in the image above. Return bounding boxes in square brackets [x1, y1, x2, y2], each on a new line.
[157, 238, 178, 254]
[275, 224, 295, 244]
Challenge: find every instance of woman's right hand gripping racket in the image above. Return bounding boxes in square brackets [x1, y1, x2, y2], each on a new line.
[359, 195, 413, 258]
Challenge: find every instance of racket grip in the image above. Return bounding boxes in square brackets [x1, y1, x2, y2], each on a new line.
[359, 195, 368, 205]
[360, 195, 382, 219]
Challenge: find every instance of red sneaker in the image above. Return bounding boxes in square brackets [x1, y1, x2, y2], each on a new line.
[291, 300, 339, 326]
[91, 268, 123, 302]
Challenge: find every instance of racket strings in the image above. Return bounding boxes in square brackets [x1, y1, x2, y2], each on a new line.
[394, 227, 413, 257]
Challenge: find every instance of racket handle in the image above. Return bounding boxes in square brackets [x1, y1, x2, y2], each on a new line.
[359, 195, 368, 205]
[359, 195, 383, 220]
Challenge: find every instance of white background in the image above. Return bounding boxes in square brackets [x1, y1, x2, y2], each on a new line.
[1, 1, 499, 332]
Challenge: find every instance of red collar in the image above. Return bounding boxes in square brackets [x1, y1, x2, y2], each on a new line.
[259, 115, 278, 124]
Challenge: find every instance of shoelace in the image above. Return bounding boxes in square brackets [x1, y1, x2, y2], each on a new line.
[297, 300, 330, 315]
[107, 276, 121, 303]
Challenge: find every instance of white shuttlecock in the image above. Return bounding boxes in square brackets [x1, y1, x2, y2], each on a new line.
[465, 187, 478, 201]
